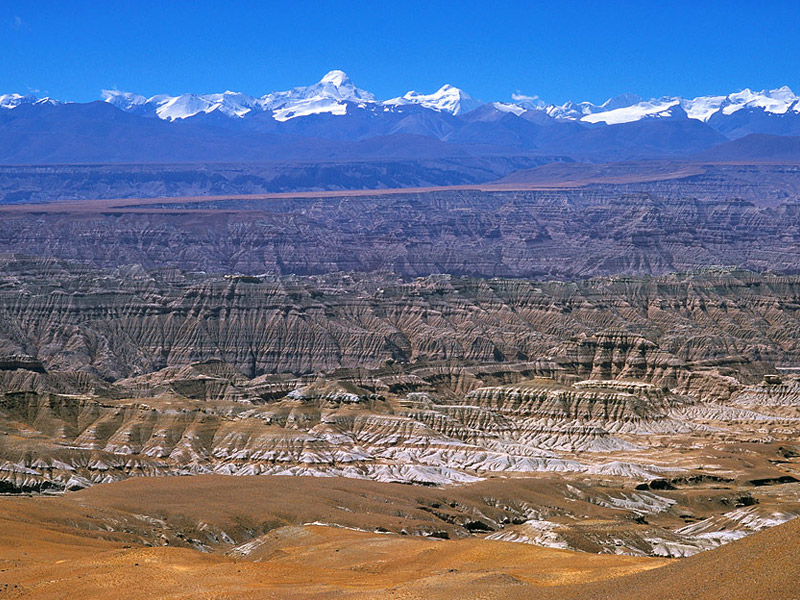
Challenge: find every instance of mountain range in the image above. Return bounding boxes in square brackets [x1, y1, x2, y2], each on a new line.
[1, 70, 800, 164]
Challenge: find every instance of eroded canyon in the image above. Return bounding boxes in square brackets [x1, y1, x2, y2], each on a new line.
[3, 165, 800, 597]
[0, 256, 799, 566]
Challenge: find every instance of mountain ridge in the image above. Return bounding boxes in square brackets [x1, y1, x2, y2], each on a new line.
[2, 72, 800, 164]
[5, 71, 795, 132]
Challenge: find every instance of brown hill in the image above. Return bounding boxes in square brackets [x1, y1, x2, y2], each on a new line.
[0, 475, 796, 599]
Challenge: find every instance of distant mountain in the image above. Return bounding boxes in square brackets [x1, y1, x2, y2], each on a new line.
[0, 93, 55, 109]
[1, 72, 800, 164]
[694, 134, 800, 162]
[0, 101, 489, 164]
[92, 72, 800, 135]
[101, 70, 378, 122]
[542, 87, 800, 135]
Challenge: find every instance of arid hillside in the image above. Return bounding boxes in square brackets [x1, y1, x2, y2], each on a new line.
[0, 475, 797, 599]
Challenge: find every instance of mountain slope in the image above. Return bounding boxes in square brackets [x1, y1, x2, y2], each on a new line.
[695, 134, 800, 162]
[546, 118, 728, 159]
[0, 101, 490, 163]
[548, 515, 800, 600]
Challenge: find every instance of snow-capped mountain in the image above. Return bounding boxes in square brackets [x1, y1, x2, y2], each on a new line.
[0, 93, 38, 109]
[262, 70, 377, 122]
[100, 72, 480, 121]
[578, 98, 683, 125]
[0, 93, 59, 109]
[13, 72, 798, 134]
[542, 93, 646, 121]
[101, 71, 381, 122]
[101, 90, 147, 111]
[542, 87, 800, 126]
[385, 84, 481, 115]
[102, 89, 263, 120]
[1, 73, 799, 165]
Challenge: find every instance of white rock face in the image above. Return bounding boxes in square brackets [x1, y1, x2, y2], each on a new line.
[486, 519, 570, 549]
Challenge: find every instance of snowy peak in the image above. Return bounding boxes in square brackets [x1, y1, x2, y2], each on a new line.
[262, 70, 377, 122]
[101, 89, 148, 110]
[555, 87, 800, 126]
[319, 69, 351, 87]
[154, 93, 256, 120]
[522, 86, 800, 126]
[4, 75, 800, 135]
[600, 93, 644, 111]
[0, 94, 34, 109]
[0, 93, 59, 109]
[267, 70, 376, 105]
[385, 84, 481, 115]
[511, 93, 546, 111]
[716, 86, 799, 117]
[490, 102, 526, 116]
[680, 95, 727, 122]
[581, 97, 682, 125]
[102, 89, 261, 120]
[98, 71, 377, 122]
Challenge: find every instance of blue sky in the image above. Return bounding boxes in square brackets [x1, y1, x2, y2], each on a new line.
[2, 1, 799, 104]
